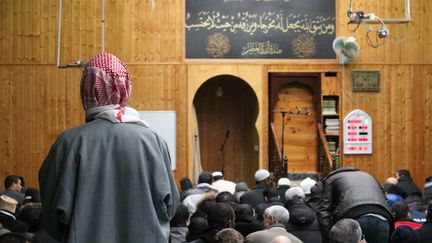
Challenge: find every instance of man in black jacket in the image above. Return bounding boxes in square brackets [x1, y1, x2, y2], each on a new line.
[239, 169, 271, 209]
[416, 201, 432, 243]
[423, 176, 432, 205]
[284, 187, 322, 243]
[395, 169, 422, 199]
[234, 204, 262, 238]
[317, 167, 393, 243]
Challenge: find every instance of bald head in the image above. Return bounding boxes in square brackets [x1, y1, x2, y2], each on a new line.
[271, 236, 292, 243]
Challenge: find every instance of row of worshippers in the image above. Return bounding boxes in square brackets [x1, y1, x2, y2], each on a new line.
[0, 175, 57, 242]
[172, 168, 432, 243]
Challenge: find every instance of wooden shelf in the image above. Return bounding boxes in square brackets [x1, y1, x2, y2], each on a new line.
[322, 94, 341, 165]
[323, 114, 340, 117]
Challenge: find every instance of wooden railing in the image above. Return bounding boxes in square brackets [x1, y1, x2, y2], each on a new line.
[271, 122, 334, 177]
[317, 123, 333, 175]
[270, 122, 288, 177]
[270, 122, 283, 162]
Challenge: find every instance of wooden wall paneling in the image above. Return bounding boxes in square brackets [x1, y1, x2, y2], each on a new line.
[0, 67, 12, 179]
[389, 66, 407, 171]
[107, 0, 147, 62]
[18, 67, 31, 185]
[46, 0, 57, 64]
[21, 0, 28, 61]
[375, 65, 392, 180]
[0, 1, 10, 63]
[29, 0, 40, 62]
[105, 0, 180, 62]
[172, 65, 188, 183]
[130, 1, 144, 61]
[33, 67, 46, 179]
[410, 66, 427, 186]
[128, 65, 181, 110]
[261, 66, 270, 172]
[129, 66, 164, 109]
[127, 64, 188, 182]
[335, 0, 431, 64]
[61, 0, 72, 62]
[55, 0, 97, 62]
[64, 69, 84, 127]
[341, 64, 432, 187]
[404, 0, 419, 63]
[422, 66, 432, 185]
[161, 0, 181, 61]
[10, 0, 20, 63]
[408, 65, 432, 188]
[342, 65, 394, 181]
[156, 0, 183, 62]
[9, 67, 21, 176]
[39, 0, 50, 63]
[31, 0, 41, 63]
[321, 72, 341, 95]
[267, 64, 342, 73]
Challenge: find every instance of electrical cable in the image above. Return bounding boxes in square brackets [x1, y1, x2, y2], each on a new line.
[366, 29, 387, 48]
[347, 22, 362, 32]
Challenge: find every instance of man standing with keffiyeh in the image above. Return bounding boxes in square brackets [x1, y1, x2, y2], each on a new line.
[39, 53, 179, 243]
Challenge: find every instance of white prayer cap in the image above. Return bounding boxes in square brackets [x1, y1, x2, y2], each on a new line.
[277, 178, 291, 187]
[285, 186, 305, 201]
[254, 169, 270, 182]
[212, 171, 223, 177]
[386, 177, 398, 185]
[299, 177, 317, 194]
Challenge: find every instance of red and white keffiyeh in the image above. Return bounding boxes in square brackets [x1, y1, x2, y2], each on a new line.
[81, 53, 131, 111]
[80, 53, 148, 127]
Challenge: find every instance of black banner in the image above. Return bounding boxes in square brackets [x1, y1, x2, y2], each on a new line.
[186, 0, 336, 59]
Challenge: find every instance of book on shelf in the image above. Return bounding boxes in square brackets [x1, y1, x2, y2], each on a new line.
[325, 119, 339, 126]
[325, 130, 340, 136]
[325, 118, 339, 135]
[322, 99, 337, 114]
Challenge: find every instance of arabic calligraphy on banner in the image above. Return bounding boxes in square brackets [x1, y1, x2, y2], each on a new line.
[185, 0, 336, 59]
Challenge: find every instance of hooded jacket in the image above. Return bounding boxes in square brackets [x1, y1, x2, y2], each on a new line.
[285, 198, 322, 243]
[396, 176, 422, 199]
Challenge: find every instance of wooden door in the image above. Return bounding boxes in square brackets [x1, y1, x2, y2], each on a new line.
[269, 74, 321, 174]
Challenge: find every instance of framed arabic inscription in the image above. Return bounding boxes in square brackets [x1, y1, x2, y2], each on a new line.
[185, 0, 336, 59]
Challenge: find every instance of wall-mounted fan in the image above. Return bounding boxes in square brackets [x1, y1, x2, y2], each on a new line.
[332, 36, 360, 64]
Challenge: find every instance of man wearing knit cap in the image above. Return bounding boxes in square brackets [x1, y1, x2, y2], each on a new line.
[300, 177, 316, 204]
[299, 177, 316, 195]
[276, 178, 291, 204]
[212, 171, 236, 194]
[240, 169, 271, 209]
[234, 182, 249, 202]
[39, 53, 178, 243]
